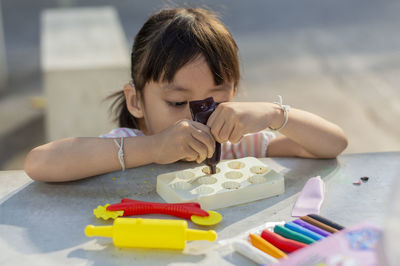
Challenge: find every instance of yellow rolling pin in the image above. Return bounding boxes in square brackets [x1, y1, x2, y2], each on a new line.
[85, 217, 217, 250]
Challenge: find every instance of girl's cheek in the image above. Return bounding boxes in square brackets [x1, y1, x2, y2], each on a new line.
[171, 109, 191, 123]
[167, 105, 190, 115]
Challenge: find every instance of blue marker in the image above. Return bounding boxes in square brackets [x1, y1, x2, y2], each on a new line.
[293, 219, 331, 237]
[285, 222, 324, 241]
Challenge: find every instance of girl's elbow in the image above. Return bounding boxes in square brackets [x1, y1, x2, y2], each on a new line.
[339, 136, 349, 154]
[310, 135, 348, 159]
[333, 134, 349, 157]
[24, 148, 50, 181]
[323, 136, 349, 159]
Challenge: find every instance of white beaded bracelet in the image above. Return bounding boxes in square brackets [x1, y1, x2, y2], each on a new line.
[269, 95, 291, 131]
[113, 137, 125, 171]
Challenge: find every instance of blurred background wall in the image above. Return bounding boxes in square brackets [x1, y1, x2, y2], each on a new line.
[0, 0, 400, 170]
[0, 1, 7, 94]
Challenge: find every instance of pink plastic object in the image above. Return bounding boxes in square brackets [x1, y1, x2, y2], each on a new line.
[274, 222, 380, 266]
[292, 176, 325, 217]
[106, 198, 209, 220]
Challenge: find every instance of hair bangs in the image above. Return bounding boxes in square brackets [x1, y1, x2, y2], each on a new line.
[141, 9, 239, 87]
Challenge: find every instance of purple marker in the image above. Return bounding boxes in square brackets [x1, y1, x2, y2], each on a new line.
[293, 219, 331, 237]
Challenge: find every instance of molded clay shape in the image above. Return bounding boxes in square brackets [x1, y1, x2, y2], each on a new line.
[202, 166, 221, 175]
[197, 176, 218, 185]
[195, 186, 215, 195]
[248, 175, 267, 184]
[225, 171, 244, 179]
[227, 161, 245, 169]
[222, 181, 241, 190]
[250, 166, 269, 174]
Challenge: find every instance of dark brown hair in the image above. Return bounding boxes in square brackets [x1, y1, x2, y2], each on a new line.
[108, 8, 240, 129]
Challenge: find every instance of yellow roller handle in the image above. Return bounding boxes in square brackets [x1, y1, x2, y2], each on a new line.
[85, 218, 217, 249]
[85, 225, 112, 238]
[186, 228, 217, 242]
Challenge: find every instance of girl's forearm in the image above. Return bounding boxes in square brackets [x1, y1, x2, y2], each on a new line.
[271, 108, 348, 158]
[24, 136, 156, 182]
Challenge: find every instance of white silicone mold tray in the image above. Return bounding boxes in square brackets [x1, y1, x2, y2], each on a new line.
[156, 157, 285, 210]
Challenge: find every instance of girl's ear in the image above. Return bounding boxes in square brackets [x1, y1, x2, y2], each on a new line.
[123, 83, 144, 119]
[233, 86, 238, 97]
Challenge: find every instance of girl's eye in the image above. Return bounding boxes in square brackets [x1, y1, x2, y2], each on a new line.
[167, 101, 187, 107]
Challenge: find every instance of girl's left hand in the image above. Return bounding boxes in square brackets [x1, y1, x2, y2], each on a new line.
[207, 102, 279, 143]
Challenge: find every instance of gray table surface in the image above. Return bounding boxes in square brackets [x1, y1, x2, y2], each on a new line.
[1, 152, 399, 266]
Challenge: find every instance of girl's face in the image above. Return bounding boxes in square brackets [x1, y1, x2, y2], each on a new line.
[127, 56, 237, 135]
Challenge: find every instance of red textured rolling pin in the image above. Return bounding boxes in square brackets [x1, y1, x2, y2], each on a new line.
[106, 198, 209, 219]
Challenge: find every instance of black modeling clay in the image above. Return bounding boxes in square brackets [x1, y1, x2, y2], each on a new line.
[189, 97, 220, 174]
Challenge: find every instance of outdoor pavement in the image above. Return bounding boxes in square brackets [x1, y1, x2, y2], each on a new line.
[1, 0, 400, 170]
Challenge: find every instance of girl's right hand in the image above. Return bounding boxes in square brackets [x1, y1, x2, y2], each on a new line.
[151, 119, 215, 164]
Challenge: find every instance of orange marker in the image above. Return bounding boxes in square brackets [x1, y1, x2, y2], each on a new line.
[249, 233, 287, 259]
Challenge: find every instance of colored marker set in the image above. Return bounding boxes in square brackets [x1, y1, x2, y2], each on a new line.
[235, 214, 345, 264]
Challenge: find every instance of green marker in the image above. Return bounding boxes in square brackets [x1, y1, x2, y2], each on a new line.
[274, 225, 316, 244]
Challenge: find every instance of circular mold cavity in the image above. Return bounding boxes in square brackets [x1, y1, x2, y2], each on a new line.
[202, 166, 221, 175]
[195, 186, 215, 195]
[250, 166, 269, 175]
[227, 161, 246, 169]
[170, 181, 192, 190]
[222, 181, 241, 190]
[175, 171, 195, 180]
[224, 171, 244, 179]
[248, 175, 267, 184]
[197, 176, 218, 185]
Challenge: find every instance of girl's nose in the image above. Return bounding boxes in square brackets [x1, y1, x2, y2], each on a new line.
[184, 108, 192, 120]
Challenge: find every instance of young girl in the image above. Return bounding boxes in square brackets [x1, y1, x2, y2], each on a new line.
[25, 8, 348, 182]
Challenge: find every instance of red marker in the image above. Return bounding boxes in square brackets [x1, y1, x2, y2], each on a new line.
[261, 229, 307, 253]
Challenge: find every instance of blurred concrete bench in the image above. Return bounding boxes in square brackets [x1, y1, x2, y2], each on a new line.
[0, 1, 7, 94]
[41, 6, 130, 141]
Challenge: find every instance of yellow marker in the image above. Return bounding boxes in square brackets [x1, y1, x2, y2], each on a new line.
[85, 217, 217, 249]
[249, 233, 287, 259]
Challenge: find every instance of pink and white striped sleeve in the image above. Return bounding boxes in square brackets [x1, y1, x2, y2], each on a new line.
[99, 128, 145, 138]
[220, 131, 275, 160]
